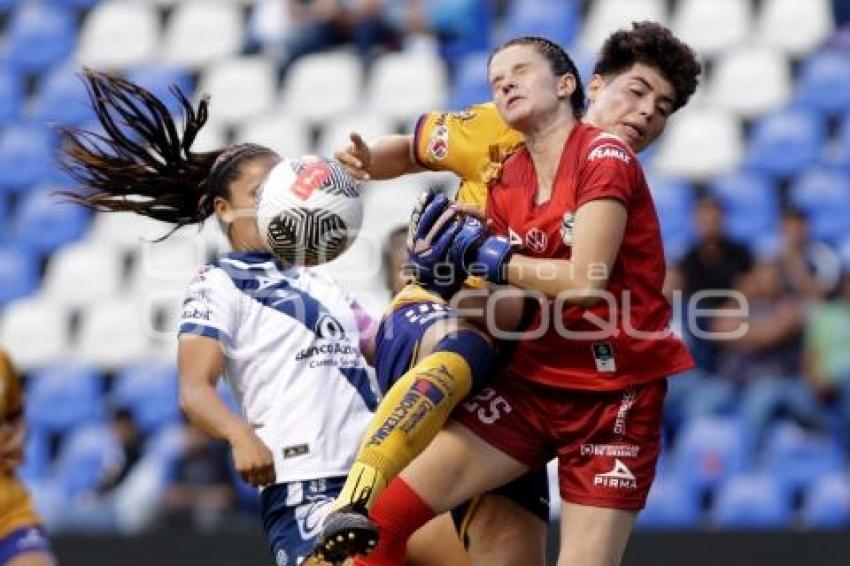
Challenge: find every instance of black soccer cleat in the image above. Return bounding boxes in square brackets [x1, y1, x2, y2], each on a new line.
[311, 503, 379, 565]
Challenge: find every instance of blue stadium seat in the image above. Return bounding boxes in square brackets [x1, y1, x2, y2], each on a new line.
[125, 65, 194, 116]
[636, 473, 702, 529]
[0, 123, 56, 193]
[12, 189, 92, 255]
[42, 0, 100, 8]
[713, 473, 793, 529]
[29, 65, 94, 126]
[832, 118, 850, 173]
[0, 245, 39, 306]
[762, 421, 844, 492]
[0, 67, 24, 125]
[17, 428, 50, 482]
[25, 363, 104, 437]
[111, 362, 181, 434]
[796, 50, 850, 115]
[4, 3, 76, 74]
[708, 171, 780, 243]
[448, 51, 491, 110]
[646, 174, 695, 262]
[788, 168, 850, 242]
[746, 109, 825, 178]
[498, 0, 581, 50]
[52, 423, 123, 498]
[671, 416, 750, 491]
[802, 473, 850, 528]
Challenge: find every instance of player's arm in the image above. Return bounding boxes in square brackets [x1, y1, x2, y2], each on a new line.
[335, 132, 423, 181]
[178, 335, 276, 487]
[506, 199, 627, 305]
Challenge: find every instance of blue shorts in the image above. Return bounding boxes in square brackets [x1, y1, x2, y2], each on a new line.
[261, 477, 344, 566]
[374, 299, 550, 533]
[0, 526, 51, 564]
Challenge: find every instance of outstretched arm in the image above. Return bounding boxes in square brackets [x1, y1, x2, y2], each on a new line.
[335, 132, 424, 181]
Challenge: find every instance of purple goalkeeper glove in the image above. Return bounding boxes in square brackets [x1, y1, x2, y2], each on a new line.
[447, 217, 513, 285]
[406, 190, 466, 297]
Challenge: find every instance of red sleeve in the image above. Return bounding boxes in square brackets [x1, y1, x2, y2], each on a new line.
[576, 135, 638, 209]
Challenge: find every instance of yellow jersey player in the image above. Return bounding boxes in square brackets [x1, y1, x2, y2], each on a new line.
[0, 350, 56, 566]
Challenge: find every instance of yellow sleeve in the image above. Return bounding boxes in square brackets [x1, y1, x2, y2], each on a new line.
[412, 103, 523, 209]
[0, 349, 22, 422]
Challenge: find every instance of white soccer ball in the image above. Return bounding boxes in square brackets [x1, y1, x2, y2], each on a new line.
[256, 156, 363, 266]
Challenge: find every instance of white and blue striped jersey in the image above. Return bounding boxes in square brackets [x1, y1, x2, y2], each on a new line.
[178, 251, 378, 484]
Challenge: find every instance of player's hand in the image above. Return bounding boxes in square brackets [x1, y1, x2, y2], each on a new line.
[407, 190, 465, 296]
[448, 217, 514, 285]
[229, 427, 276, 488]
[334, 132, 372, 181]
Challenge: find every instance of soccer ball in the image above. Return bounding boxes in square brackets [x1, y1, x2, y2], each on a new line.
[256, 156, 363, 266]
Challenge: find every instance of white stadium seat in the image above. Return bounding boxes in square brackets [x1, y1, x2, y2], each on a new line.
[75, 300, 150, 368]
[653, 107, 744, 180]
[235, 113, 312, 158]
[708, 44, 791, 119]
[0, 298, 70, 371]
[316, 111, 395, 158]
[366, 50, 448, 124]
[129, 234, 206, 296]
[671, 0, 752, 58]
[41, 241, 124, 307]
[161, 1, 245, 69]
[197, 56, 276, 123]
[757, 0, 834, 57]
[580, 0, 667, 53]
[282, 50, 364, 124]
[87, 212, 178, 252]
[77, 1, 158, 70]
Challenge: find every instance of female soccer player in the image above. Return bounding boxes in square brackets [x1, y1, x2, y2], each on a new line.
[351, 35, 698, 566]
[61, 70, 384, 566]
[0, 349, 55, 566]
[317, 22, 700, 566]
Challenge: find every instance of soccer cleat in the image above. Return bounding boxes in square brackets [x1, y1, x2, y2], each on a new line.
[311, 502, 379, 565]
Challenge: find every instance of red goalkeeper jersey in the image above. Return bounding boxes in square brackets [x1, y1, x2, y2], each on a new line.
[486, 122, 694, 391]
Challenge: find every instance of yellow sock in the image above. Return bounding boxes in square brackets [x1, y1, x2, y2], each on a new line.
[334, 351, 474, 512]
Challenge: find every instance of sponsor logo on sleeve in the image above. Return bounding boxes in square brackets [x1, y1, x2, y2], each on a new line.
[560, 212, 575, 246]
[587, 143, 631, 164]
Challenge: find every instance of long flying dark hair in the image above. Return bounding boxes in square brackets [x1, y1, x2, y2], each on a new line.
[60, 69, 276, 236]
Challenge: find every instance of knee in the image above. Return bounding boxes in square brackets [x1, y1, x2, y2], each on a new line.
[466, 496, 546, 564]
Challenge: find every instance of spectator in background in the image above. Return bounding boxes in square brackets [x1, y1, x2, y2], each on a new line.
[96, 407, 144, 495]
[161, 424, 237, 533]
[383, 224, 409, 296]
[776, 207, 842, 300]
[679, 195, 753, 370]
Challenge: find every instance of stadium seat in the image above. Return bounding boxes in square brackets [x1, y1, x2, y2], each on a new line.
[448, 51, 491, 111]
[0, 122, 55, 192]
[789, 168, 850, 243]
[644, 173, 695, 261]
[77, 1, 159, 70]
[111, 363, 180, 433]
[756, 0, 834, 57]
[636, 474, 702, 529]
[796, 50, 850, 116]
[282, 50, 364, 124]
[653, 107, 743, 180]
[670, 0, 752, 58]
[13, 189, 92, 255]
[196, 56, 276, 123]
[0, 67, 23, 125]
[25, 363, 104, 436]
[246, 0, 291, 53]
[42, 0, 100, 8]
[708, 45, 792, 119]
[161, 1, 245, 69]
[712, 473, 793, 529]
[366, 50, 448, 124]
[0, 298, 70, 371]
[125, 66, 195, 117]
[18, 429, 50, 483]
[129, 234, 206, 295]
[0, 245, 39, 307]
[708, 171, 780, 243]
[235, 112, 312, 157]
[580, 0, 667, 52]
[498, 0, 581, 51]
[4, 3, 76, 74]
[52, 423, 123, 499]
[41, 240, 125, 306]
[762, 420, 845, 492]
[747, 109, 825, 178]
[86, 212, 181, 252]
[671, 415, 750, 491]
[28, 64, 94, 126]
[802, 472, 850, 528]
[316, 111, 394, 159]
[75, 299, 152, 368]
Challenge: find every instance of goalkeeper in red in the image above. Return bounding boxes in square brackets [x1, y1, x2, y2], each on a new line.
[356, 34, 697, 566]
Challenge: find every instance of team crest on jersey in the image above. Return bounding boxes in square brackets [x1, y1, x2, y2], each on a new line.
[525, 228, 548, 253]
[560, 212, 575, 246]
[587, 143, 631, 164]
[316, 313, 346, 340]
[427, 125, 450, 161]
